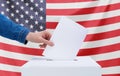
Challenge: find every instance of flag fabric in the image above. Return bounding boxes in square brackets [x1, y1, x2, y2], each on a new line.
[0, 0, 120, 76]
[0, 0, 46, 32]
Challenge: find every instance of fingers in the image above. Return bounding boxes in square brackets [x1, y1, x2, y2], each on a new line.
[40, 38, 54, 47]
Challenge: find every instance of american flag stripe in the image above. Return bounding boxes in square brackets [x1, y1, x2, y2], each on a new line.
[0, 63, 20, 72]
[102, 66, 120, 74]
[0, 70, 20, 76]
[91, 50, 119, 60]
[79, 43, 120, 55]
[0, 49, 40, 61]
[0, 56, 26, 66]
[47, 0, 120, 9]
[46, 9, 120, 22]
[46, 16, 120, 28]
[97, 58, 120, 67]
[47, 0, 94, 3]
[47, 3, 120, 15]
[85, 29, 120, 41]
[85, 22, 120, 34]
[0, 42, 43, 55]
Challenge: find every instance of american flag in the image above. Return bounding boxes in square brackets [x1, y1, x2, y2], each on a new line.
[0, 0, 120, 76]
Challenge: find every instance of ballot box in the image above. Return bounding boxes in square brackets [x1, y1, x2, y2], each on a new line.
[21, 56, 101, 76]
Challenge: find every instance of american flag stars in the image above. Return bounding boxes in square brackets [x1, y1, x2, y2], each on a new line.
[0, 0, 46, 32]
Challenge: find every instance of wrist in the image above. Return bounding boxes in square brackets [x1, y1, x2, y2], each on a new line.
[26, 32, 34, 41]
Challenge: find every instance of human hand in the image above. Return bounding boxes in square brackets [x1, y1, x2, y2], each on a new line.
[26, 30, 54, 48]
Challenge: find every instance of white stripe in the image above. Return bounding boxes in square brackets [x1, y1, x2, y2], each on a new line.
[82, 36, 120, 49]
[91, 50, 120, 61]
[47, 22, 120, 34]
[102, 66, 120, 74]
[47, 0, 120, 9]
[46, 9, 120, 22]
[0, 49, 40, 61]
[87, 22, 120, 34]
[0, 63, 20, 72]
[0, 36, 41, 48]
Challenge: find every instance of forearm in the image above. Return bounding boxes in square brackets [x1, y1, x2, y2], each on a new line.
[0, 14, 29, 43]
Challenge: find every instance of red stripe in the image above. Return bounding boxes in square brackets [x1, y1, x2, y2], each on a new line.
[79, 16, 120, 27]
[0, 42, 43, 55]
[46, 16, 120, 29]
[77, 43, 120, 56]
[47, 3, 120, 15]
[46, 22, 58, 29]
[85, 29, 120, 41]
[0, 56, 27, 66]
[103, 74, 120, 76]
[47, 0, 94, 3]
[97, 58, 120, 68]
[0, 70, 20, 76]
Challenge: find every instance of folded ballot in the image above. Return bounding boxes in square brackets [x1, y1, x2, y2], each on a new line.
[43, 17, 88, 60]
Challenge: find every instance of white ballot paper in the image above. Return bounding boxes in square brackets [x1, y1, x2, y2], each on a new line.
[43, 17, 87, 60]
